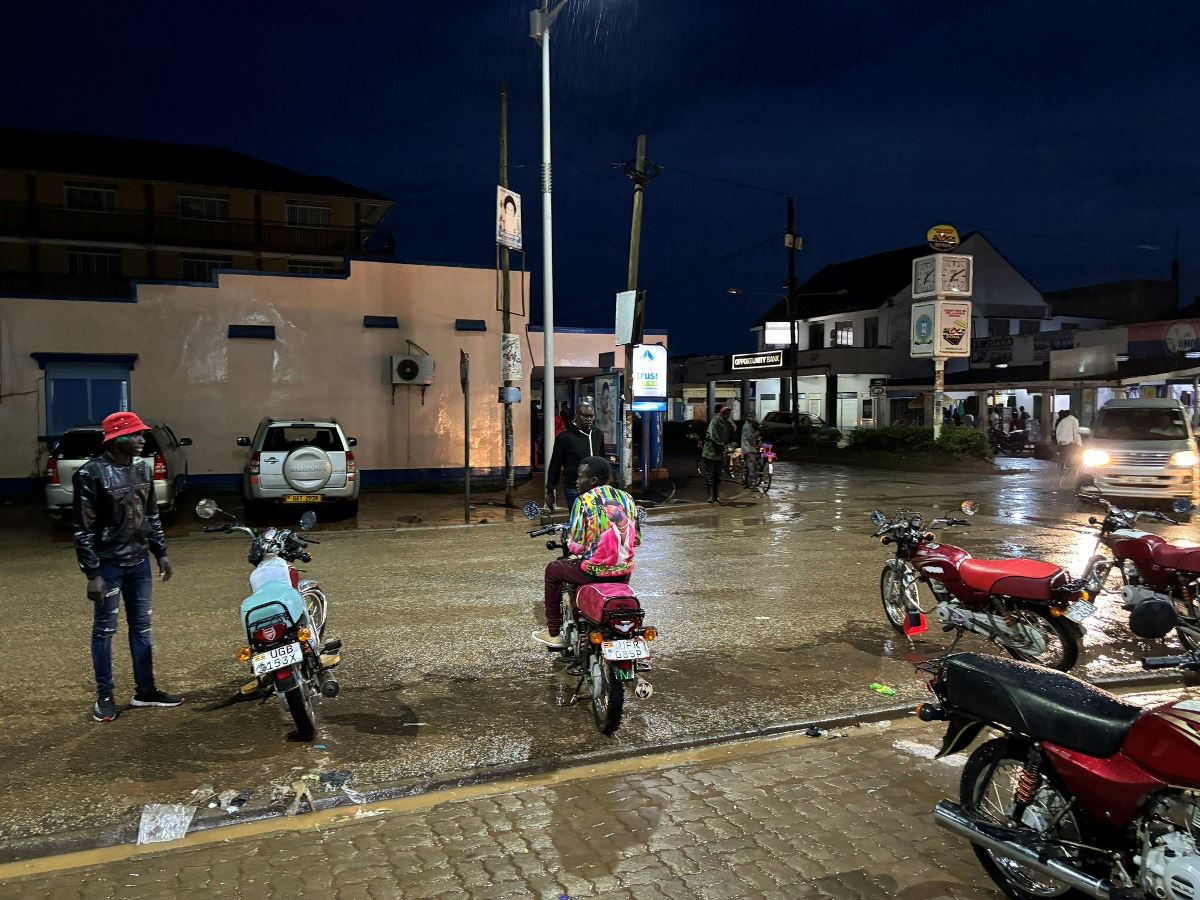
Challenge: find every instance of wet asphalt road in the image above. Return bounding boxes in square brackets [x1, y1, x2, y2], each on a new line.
[0, 460, 1195, 849]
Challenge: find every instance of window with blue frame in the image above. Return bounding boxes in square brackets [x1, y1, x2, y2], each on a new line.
[44, 362, 131, 437]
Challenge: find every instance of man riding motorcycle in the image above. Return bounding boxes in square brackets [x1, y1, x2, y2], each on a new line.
[533, 456, 642, 648]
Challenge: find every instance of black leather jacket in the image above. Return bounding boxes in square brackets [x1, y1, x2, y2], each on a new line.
[73, 452, 168, 577]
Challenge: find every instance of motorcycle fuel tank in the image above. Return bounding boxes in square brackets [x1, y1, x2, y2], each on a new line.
[1123, 700, 1200, 789]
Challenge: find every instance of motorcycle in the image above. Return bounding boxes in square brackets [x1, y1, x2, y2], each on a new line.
[1079, 495, 1200, 654]
[871, 501, 1092, 671]
[196, 499, 342, 741]
[917, 651, 1200, 900]
[523, 500, 656, 735]
[990, 426, 1031, 457]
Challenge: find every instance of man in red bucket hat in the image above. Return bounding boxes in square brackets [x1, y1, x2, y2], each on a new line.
[74, 411, 182, 722]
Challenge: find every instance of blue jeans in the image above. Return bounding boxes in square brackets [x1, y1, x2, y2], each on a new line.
[91, 557, 155, 697]
[563, 487, 579, 510]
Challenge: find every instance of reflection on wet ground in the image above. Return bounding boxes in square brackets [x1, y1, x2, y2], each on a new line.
[0, 459, 1196, 847]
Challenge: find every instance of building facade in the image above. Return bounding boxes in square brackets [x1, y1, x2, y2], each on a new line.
[0, 128, 394, 299]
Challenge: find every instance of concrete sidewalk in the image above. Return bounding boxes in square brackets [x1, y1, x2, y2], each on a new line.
[1, 717, 1004, 899]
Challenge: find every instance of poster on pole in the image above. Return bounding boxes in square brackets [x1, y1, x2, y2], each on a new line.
[500, 332, 523, 382]
[615, 291, 637, 346]
[911, 299, 972, 358]
[632, 344, 667, 401]
[593, 374, 619, 452]
[496, 187, 523, 250]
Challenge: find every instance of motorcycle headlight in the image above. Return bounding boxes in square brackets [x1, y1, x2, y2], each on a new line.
[1170, 450, 1199, 468]
[1082, 448, 1110, 468]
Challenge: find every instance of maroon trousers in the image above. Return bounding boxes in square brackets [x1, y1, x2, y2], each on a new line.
[544, 559, 630, 636]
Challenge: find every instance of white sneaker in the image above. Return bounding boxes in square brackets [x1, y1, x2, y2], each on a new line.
[532, 629, 565, 648]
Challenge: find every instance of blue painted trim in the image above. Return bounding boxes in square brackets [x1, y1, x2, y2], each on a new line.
[361, 466, 533, 486]
[187, 473, 243, 491]
[32, 352, 138, 370]
[0, 477, 41, 496]
[0, 292, 136, 304]
[228, 325, 276, 340]
[363, 315, 400, 329]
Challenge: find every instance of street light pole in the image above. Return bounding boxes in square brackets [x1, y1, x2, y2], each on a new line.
[530, 0, 567, 491]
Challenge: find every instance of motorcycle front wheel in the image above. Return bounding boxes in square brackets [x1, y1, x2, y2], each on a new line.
[759, 463, 772, 492]
[880, 566, 920, 632]
[961, 738, 1088, 900]
[284, 682, 317, 741]
[999, 608, 1080, 672]
[590, 655, 624, 736]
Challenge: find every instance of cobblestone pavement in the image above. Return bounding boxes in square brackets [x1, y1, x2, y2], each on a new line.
[3, 719, 1006, 899]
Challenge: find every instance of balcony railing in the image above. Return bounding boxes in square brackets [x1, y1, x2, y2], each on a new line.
[0, 202, 392, 257]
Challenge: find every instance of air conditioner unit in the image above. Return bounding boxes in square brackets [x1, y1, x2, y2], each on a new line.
[391, 354, 435, 386]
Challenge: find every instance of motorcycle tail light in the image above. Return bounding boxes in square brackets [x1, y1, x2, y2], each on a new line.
[346, 450, 356, 482]
[46, 456, 60, 485]
[153, 452, 167, 481]
[254, 624, 283, 643]
[612, 619, 637, 634]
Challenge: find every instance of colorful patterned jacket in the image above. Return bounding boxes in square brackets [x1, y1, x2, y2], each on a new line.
[566, 485, 642, 577]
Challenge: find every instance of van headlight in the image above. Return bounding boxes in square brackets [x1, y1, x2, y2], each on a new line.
[1082, 448, 1110, 468]
[1171, 450, 1199, 467]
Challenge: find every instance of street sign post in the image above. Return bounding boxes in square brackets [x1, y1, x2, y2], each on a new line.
[911, 228, 972, 438]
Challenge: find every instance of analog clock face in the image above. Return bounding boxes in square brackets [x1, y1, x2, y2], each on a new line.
[914, 258, 937, 294]
[942, 257, 970, 292]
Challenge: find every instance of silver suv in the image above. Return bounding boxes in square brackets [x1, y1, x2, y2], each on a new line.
[45, 420, 192, 522]
[238, 418, 359, 516]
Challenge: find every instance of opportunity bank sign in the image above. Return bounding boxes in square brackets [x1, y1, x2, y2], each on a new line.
[731, 351, 784, 371]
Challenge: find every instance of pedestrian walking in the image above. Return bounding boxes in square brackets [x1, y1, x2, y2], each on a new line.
[1018, 405, 1030, 424]
[1056, 408, 1082, 471]
[546, 402, 605, 511]
[74, 412, 182, 723]
[703, 406, 735, 503]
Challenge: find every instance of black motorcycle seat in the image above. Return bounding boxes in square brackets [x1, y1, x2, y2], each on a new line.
[942, 653, 1142, 757]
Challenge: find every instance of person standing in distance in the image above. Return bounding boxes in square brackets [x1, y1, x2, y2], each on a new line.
[75, 412, 182, 723]
[703, 406, 735, 503]
[546, 401, 604, 512]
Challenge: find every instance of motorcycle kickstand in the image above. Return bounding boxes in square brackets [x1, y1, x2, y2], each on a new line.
[944, 628, 965, 655]
[568, 673, 591, 706]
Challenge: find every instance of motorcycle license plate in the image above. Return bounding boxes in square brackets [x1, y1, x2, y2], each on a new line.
[251, 642, 303, 675]
[1065, 600, 1097, 623]
[284, 494, 322, 503]
[601, 639, 650, 661]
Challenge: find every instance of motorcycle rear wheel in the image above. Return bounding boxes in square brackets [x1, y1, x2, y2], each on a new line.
[758, 464, 772, 492]
[999, 609, 1080, 672]
[880, 567, 920, 632]
[961, 738, 1089, 900]
[285, 683, 317, 741]
[590, 655, 624, 736]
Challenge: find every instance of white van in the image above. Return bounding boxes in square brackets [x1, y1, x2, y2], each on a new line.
[1079, 399, 1199, 501]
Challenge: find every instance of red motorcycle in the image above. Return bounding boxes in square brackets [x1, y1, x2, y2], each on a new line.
[919, 651, 1200, 899]
[872, 503, 1092, 671]
[1080, 496, 1200, 653]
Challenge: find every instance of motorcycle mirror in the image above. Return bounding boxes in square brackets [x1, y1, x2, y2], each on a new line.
[299, 511, 317, 531]
[960, 500, 980, 517]
[1129, 598, 1179, 640]
[870, 510, 887, 528]
[522, 500, 542, 521]
[195, 499, 218, 519]
[1172, 499, 1194, 515]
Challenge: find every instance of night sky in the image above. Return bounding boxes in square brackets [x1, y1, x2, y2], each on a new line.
[6, 0, 1200, 354]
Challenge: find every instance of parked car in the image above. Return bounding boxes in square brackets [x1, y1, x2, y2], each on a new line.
[45, 420, 192, 522]
[758, 410, 840, 441]
[238, 418, 359, 516]
[1077, 398, 1200, 501]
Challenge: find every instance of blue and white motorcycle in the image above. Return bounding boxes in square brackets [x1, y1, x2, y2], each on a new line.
[196, 499, 342, 740]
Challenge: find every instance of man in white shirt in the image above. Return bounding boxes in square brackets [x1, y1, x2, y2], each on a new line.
[1055, 410, 1082, 469]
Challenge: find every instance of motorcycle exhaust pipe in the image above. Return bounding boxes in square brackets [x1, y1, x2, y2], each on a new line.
[934, 802, 1113, 899]
[317, 671, 340, 699]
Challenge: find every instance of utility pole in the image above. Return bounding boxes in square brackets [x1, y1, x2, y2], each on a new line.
[786, 197, 800, 439]
[622, 135, 658, 489]
[499, 84, 515, 507]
